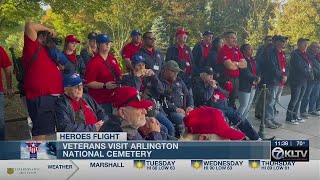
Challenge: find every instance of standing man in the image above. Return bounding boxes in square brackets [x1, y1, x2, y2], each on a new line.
[286, 38, 313, 124]
[121, 30, 143, 72]
[0, 46, 13, 140]
[261, 35, 288, 128]
[192, 30, 214, 75]
[136, 32, 165, 76]
[217, 31, 247, 109]
[23, 22, 64, 140]
[165, 29, 193, 88]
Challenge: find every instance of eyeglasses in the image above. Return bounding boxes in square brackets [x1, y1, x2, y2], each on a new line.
[118, 93, 142, 108]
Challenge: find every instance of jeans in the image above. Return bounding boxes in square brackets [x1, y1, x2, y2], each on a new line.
[169, 112, 185, 138]
[238, 87, 256, 118]
[274, 86, 283, 114]
[99, 103, 113, 116]
[228, 77, 239, 109]
[213, 100, 260, 140]
[265, 85, 282, 121]
[0, 93, 4, 140]
[300, 81, 317, 113]
[310, 81, 320, 112]
[156, 112, 175, 137]
[286, 82, 307, 121]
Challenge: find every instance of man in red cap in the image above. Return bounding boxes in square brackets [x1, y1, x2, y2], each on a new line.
[63, 35, 86, 78]
[165, 29, 194, 88]
[99, 86, 167, 140]
[183, 106, 245, 140]
[121, 30, 143, 72]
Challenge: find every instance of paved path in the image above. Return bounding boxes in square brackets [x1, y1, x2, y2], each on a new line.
[247, 95, 320, 160]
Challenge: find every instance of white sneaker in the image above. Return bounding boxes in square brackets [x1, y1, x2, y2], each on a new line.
[296, 118, 305, 123]
[27, 117, 33, 129]
[286, 120, 299, 125]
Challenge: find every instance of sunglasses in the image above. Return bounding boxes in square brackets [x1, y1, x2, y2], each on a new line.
[118, 93, 142, 108]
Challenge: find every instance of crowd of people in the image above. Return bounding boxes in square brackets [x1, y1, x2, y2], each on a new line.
[0, 21, 319, 141]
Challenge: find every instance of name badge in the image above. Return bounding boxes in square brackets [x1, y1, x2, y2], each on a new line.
[282, 68, 285, 73]
[153, 65, 159, 70]
[186, 62, 190, 66]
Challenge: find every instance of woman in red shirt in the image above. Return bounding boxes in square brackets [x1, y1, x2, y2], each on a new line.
[84, 34, 122, 115]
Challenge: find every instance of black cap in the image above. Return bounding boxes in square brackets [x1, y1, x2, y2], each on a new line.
[297, 38, 310, 44]
[272, 35, 288, 42]
[201, 66, 214, 75]
[88, 32, 97, 40]
[203, 30, 214, 36]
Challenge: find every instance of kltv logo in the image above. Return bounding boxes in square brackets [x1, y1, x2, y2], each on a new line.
[271, 147, 309, 161]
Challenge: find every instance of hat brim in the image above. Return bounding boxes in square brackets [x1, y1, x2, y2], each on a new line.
[64, 79, 85, 87]
[131, 32, 142, 36]
[67, 39, 80, 43]
[168, 67, 183, 72]
[126, 99, 153, 109]
[176, 31, 189, 36]
[216, 127, 246, 140]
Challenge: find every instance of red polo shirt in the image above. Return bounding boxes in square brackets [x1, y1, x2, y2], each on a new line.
[22, 35, 63, 100]
[121, 42, 143, 60]
[177, 44, 191, 74]
[277, 50, 286, 86]
[85, 54, 122, 104]
[0, 46, 12, 92]
[217, 44, 244, 78]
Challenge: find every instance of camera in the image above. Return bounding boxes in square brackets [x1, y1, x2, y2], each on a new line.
[47, 36, 62, 46]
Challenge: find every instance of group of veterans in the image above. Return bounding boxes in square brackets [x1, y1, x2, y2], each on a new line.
[0, 21, 319, 141]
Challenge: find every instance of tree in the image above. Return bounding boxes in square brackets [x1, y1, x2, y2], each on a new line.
[151, 16, 169, 51]
[270, 0, 320, 47]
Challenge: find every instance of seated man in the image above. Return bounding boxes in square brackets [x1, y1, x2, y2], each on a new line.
[55, 73, 106, 132]
[100, 86, 174, 140]
[192, 66, 269, 140]
[182, 106, 246, 140]
[159, 60, 194, 138]
[121, 54, 175, 137]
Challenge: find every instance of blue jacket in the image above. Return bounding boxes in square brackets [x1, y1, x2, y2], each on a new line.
[260, 47, 288, 86]
[158, 73, 194, 114]
[308, 53, 320, 80]
[55, 93, 108, 132]
[289, 49, 314, 85]
[136, 47, 165, 76]
[239, 57, 259, 93]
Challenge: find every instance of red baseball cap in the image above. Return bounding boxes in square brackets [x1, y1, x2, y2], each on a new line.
[183, 106, 246, 140]
[65, 35, 80, 43]
[176, 29, 189, 36]
[111, 86, 153, 109]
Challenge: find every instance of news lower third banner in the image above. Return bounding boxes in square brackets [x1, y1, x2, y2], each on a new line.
[0, 160, 318, 180]
[0, 141, 269, 160]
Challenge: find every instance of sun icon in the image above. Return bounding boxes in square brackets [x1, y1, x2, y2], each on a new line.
[193, 161, 201, 169]
[135, 161, 144, 169]
[250, 161, 259, 169]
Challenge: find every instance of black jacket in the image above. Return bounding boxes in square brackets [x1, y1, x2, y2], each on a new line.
[136, 47, 165, 76]
[80, 48, 94, 65]
[260, 47, 288, 86]
[63, 54, 86, 78]
[307, 53, 320, 81]
[165, 44, 194, 74]
[191, 76, 214, 107]
[158, 73, 194, 114]
[289, 49, 314, 85]
[239, 57, 259, 93]
[121, 74, 164, 101]
[192, 42, 210, 75]
[55, 93, 108, 132]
